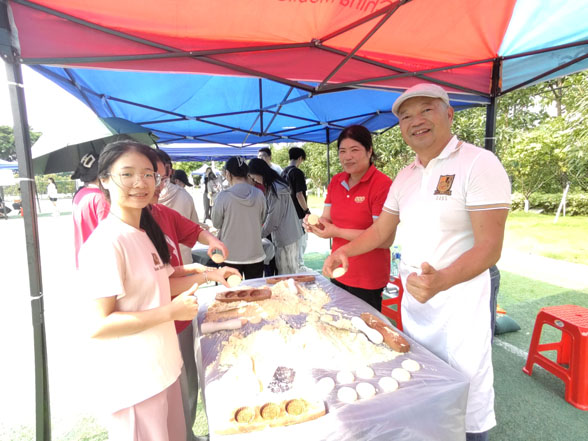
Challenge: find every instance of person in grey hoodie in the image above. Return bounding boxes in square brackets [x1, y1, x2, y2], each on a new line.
[212, 156, 266, 279]
[248, 158, 304, 275]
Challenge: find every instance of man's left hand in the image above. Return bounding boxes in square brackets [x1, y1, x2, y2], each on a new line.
[405, 262, 445, 303]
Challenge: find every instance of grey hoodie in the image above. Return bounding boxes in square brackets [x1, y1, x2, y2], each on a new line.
[262, 180, 303, 247]
[212, 182, 266, 264]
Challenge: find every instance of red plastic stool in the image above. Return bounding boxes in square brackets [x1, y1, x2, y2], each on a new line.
[381, 276, 403, 331]
[522, 305, 588, 410]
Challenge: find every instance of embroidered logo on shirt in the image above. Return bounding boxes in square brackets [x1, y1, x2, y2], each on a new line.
[354, 196, 366, 203]
[434, 175, 455, 196]
[152, 253, 161, 266]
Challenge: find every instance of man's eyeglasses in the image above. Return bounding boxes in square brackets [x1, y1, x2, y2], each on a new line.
[108, 172, 161, 188]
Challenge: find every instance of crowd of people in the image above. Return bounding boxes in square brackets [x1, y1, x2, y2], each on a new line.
[70, 83, 510, 441]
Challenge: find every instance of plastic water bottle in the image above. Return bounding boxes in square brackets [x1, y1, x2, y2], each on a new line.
[390, 245, 401, 277]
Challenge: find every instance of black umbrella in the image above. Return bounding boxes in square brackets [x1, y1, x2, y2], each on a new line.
[32, 116, 158, 174]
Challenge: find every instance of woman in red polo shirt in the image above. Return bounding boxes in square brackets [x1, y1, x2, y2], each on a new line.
[305, 125, 392, 310]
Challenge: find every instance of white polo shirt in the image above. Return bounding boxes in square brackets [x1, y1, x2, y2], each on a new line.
[383, 136, 511, 433]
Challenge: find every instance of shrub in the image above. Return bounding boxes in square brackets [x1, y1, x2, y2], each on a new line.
[511, 192, 588, 215]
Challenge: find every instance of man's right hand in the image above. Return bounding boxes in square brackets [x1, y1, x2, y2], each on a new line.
[322, 248, 349, 278]
[169, 283, 199, 321]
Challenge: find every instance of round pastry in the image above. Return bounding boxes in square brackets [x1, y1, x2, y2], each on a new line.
[401, 359, 421, 372]
[285, 399, 307, 416]
[378, 376, 399, 392]
[337, 386, 358, 403]
[316, 376, 336, 396]
[211, 253, 225, 264]
[336, 370, 355, 384]
[332, 267, 347, 278]
[356, 366, 375, 379]
[234, 406, 255, 423]
[227, 274, 242, 287]
[356, 382, 377, 399]
[260, 402, 280, 420]
[391, 367, 411, 382]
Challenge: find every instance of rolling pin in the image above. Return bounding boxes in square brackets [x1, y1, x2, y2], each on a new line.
[360, 313, 410, 353]
[201, 318, 247, 334]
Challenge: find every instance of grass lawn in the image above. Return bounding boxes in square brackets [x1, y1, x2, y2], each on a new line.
[504, 212, 588, 265]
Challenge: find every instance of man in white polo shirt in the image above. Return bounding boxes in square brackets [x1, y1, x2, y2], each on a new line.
[323, 83, 511, 440]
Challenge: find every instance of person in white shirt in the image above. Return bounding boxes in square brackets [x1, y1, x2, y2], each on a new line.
[323, 83, 511, 441]
[154, 149, 204, 265]
[258, 147, 283, 174]
[78, 140, 215, 441]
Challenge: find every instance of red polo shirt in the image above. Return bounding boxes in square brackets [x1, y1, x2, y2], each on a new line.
[325, 164, 392, 290]
[151, 203, 204, 334]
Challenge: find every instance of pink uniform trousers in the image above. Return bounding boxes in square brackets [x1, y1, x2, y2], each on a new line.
[109, 377, 186, 441]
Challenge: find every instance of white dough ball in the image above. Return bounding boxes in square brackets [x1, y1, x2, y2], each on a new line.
[356, 366, 375, 379]
[336, 370, 355, 384]
[316, 377, 335, 396]
[337, 386, 358, 403]
[356, 382, 377, 399]
[401, 359, 421, 372]
[378, 376, 399, 392]
[391, 367, 411, 382]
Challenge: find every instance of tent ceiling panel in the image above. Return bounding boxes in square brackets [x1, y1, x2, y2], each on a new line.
[29, 65, 488, 145]
[8, 0, 587, 99]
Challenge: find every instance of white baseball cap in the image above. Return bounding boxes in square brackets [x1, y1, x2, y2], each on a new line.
[392, 83, 450, 117]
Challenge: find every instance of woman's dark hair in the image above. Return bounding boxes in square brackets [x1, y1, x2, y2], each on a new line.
[224, 156, 249, 178]
[248, 158, 288, 196]
[97, 141, 170, 264]
[48, 177, 55, 184]
[337, 125, 377, 164]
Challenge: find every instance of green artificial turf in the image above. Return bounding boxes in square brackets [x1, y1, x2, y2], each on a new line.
[490, 271, 588, 440]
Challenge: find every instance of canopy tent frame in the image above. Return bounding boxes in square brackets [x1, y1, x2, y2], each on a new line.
[3, 1, 588, 440]
[1, 22, 51, 441]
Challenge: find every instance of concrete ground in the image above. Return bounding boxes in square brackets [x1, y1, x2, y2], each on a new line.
[1, 192, 587, 439]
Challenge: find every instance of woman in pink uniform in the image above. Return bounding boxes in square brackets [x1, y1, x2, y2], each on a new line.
[304, 125, 393, 310]
[78, 140, 203, 441]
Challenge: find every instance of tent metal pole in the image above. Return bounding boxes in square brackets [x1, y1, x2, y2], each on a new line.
[326, 127, 331, 185]
[485, 59, 502, 152]
[2, 46, 52, 441]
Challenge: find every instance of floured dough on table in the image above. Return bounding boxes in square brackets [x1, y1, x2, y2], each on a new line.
[337, 386, 358, 403]
[378, 376, 399, 392]
[217, 321, 400, 373]
[401, 359, 421, 372]
[391, 367, 411, 383]
[356, 382, 376, 399]
[204, 280, 331, 324]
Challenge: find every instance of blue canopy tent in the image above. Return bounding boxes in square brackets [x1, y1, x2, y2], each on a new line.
[28, 66, 488, 147]
[2, 1, 588, 440]
[160, 144, 264, 162]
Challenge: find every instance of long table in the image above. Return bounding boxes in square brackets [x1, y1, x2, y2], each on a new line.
[194, 274, 468, 441]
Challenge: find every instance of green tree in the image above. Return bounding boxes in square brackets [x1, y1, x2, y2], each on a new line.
[0, 125, 42, 161]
